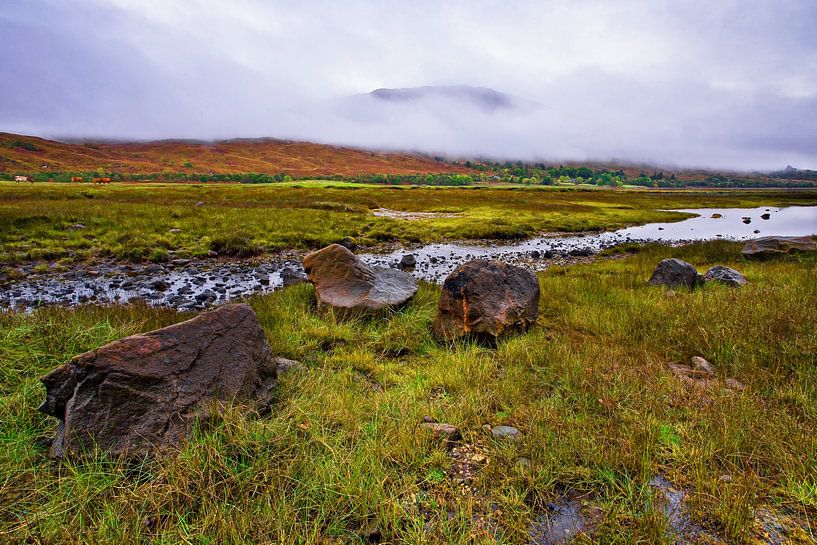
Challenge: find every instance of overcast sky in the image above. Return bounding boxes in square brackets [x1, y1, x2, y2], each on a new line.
[2, 0, 816, 170]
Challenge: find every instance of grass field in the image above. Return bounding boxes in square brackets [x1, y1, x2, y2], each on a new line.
[1, 241, 815, 543]
[2, 182, 816, 266]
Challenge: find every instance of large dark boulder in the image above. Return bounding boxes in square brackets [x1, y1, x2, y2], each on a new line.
[703, 265, 747, 287]
[432, 260, 539, 341]
[39, 304, 279, 458]
[303, 244, 418, 316]
[742, 236, 817, 259]
[648, 259, 702, 288]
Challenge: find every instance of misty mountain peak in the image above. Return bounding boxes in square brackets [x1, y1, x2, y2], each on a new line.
[368, 85, 519, 112]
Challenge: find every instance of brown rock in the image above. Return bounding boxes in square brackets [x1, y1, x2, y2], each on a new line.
[39, 304, 278, 458]
[420, 422, 462, 441]
[690, 356, 716, 375]
[303, 244, 418, 316]
[432, 259, 540, 341]
[742, 236, 817, 259]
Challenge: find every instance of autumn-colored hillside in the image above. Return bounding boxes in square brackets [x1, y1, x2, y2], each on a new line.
[0, 133, 473, 177]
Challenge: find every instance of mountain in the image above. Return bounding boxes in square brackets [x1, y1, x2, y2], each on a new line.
[367, 85, 526, 113]
[358, 85, 540, 115]
[0, 133, 473, 177]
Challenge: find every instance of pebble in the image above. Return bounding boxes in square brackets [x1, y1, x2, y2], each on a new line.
[491, 425, 521, 441]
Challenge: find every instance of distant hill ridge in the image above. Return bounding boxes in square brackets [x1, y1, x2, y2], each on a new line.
[0, 133, 471, 177]
[2, 132, 814, 186]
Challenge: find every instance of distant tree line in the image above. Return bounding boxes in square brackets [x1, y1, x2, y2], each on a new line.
[3, 162, 815, 188]
[346, 173, 474, 186]
[769, 167, 817, 181]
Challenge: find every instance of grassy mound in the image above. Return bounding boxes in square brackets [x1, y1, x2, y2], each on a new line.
[0, 241, 815, 543]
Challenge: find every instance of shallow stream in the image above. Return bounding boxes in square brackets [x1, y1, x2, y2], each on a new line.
[2, 206, 815, 311]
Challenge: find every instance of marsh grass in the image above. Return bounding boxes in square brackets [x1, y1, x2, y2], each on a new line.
[1, 182, 815, 265]
[0, 242, 815, 543]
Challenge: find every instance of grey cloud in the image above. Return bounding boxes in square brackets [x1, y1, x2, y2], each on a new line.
[1, 0, 816, 170]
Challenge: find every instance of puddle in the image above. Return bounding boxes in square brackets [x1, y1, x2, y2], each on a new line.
[649, 475, 721, 544]
[754, 507, 815, 544]
[2, 206, 815, 311]
[529, 497, 589, 545]
[371, 208, 461, 220]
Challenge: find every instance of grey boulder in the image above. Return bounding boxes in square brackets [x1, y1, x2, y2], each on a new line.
[742, 236, 817, 259]
[703, 265, 747, 287]
[648, 258, 702, 288]
[303, 244, 418, 316]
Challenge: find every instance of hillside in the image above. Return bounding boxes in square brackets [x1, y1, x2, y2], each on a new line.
[0, 133, 473, 178]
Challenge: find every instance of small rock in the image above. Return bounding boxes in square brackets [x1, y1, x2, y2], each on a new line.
[281, 266, 307, 287]
[422, 415, 437, 423]
[169, 228, 182, 234]
[195, 201, 205, 207]
[274, 357, 303, 374]
[67, 223, 86, 231]
[420, 422, 461, 441]
[742, 217, 751, 224]
[690, 356, 716, 375]
[150, 279, 170, 292]
[491, 425, 521, 441]
[760, 213, 771, 220]
[399, 254, 417, 269]
[207, 250, 219, 258]
[530, 250, 541, 259]
[471, 453, 487, 464]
